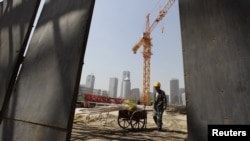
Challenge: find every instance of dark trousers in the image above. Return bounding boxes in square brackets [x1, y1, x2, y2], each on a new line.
[153, 108, 164, 129]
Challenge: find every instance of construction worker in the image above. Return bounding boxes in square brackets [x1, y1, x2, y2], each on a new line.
[153, 81, 167, 131]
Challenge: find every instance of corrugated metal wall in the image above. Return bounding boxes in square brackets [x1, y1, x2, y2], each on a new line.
[0, 0, 95, 140]
[179, 0, 250, 140]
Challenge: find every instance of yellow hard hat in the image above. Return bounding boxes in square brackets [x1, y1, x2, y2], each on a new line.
[154, 81, 161, 87]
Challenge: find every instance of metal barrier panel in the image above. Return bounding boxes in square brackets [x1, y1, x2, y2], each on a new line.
[0, 0, 39, 116]
[0, 0, 95, 140]
[179, 0, 250, 140]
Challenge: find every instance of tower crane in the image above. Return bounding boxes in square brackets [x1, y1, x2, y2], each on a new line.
[132, 0, 175, 105]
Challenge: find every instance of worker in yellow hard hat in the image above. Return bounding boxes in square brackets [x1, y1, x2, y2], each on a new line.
[153, 81, 161, 87]
[153, 81, 167, 131]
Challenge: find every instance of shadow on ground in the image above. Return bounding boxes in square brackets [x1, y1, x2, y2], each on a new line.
[71, 122, 187, 141]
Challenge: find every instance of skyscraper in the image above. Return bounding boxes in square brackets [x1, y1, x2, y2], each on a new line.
[109, 77, 118, 98]
[120, 71, 130, 98]
[85, 74, 95, 89]
[121, 77, 131, 99]
[130, 88, 140, 103]
[170, 78, 179, 104]
[122, 71, 130, 80]
[179, 88, 185, 104]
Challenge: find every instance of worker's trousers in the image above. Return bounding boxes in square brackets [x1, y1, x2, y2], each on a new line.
[153, 108, 164, 129]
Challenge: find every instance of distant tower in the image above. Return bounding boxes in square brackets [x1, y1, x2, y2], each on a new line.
[120, 71, 130, 98]
[122, 71, 130, 80]
[179, 88, 185, 104]
[170, 78, 179, 105]
[86, 74, 95, 89]
[130, 88, 140, 102]
[122, 77, 131, 99]
[109, 77, 118, 98]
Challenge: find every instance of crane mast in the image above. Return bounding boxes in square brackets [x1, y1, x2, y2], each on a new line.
[132, 0, 175, 105]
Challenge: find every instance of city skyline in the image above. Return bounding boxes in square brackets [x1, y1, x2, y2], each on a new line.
[81, 72, 184, 96]
[80, 0, 184, 95]
[79, 73, 186, 105]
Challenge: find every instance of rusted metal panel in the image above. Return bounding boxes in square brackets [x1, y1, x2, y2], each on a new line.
[0, 0, 95, 140]
[179, 0, 250, 140]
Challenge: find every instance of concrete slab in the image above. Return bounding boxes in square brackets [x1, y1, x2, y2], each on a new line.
[179, 0, 250, 140]
[0, 0, 95, 140]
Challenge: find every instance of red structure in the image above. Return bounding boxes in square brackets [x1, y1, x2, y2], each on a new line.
[84, 94, 124, 104]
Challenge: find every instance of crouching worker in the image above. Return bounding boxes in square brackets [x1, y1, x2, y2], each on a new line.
[153, 81, 167, 131]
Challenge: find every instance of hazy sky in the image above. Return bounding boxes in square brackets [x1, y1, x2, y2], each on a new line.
[80, 0, 184, 95]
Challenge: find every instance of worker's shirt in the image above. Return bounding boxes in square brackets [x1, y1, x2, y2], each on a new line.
[154, 89, 166, 109]
[155, 92, 159, 101]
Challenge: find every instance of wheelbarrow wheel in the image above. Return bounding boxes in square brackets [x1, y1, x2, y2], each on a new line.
[130, 110, 146, 130]
[117, 117, 130, 129]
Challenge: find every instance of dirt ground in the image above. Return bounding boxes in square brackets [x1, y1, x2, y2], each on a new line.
[71, 106, 187, 141]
